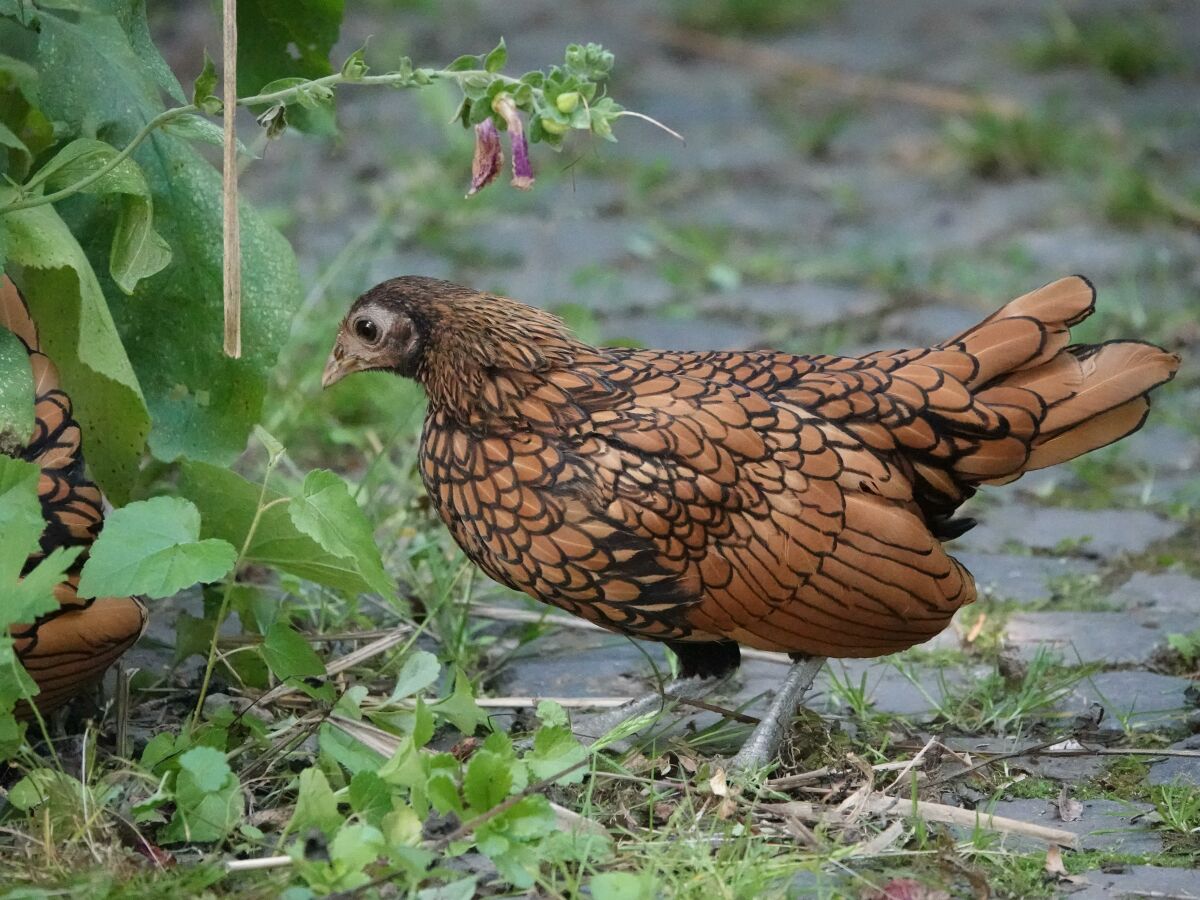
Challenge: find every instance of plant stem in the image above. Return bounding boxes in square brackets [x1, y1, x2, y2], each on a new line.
[189, 469, 287, 731]
[0, 106, 195, 215]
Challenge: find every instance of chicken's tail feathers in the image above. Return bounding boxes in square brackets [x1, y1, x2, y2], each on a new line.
[944, 275, 1179, 485]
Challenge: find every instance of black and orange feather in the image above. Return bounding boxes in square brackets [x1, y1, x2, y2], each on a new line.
[1, 276, 146, 715]
[326, 275, 1179, 677]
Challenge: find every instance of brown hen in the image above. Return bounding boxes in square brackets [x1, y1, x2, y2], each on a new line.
[324, 274, 1178, 765]
[2, 276, 147, 717]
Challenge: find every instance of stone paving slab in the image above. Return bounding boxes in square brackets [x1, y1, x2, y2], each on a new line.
[1073, 865, 1200, 900]
[1006, 610, 1195, 667]
[953, 551, 1102, 604]
[1148, 735, 1200, 787]
[1113, 571, 1200, 617]
[1063, 671, 1197, 731]
[952, 506, 1183, 558]
[963, 797, 1162, 855]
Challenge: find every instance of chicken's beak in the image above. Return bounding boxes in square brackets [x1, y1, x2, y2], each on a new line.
[321, 342, 355, 389]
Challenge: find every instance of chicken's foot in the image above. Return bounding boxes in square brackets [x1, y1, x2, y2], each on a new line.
[729, 655, 825, 773]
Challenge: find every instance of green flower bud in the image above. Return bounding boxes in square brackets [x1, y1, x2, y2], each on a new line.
[540, 117, 569, 135]
[555, 91, 580, 114]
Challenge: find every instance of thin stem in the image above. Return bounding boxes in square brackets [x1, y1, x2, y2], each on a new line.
[189, 475, 288, 731]
[0, 106, 195, 215]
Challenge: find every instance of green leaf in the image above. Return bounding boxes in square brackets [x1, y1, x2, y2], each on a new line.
[161, 113, 254, 157]
[348, 770, 391, 825]
[287, 767, 342, 838]
[434, 667, 488, 736]
[0, 454, 42, 581]
[446, 53, 480, 72]
[2, 201, 150, 500]
[474, 794, 557, 889]
[287, 469, 393, 599]
[164, 745, 242, 843]
[526, 724, 587, 785]
[191, 51, 222, 115]
[23, 137, 172, 294]
[33, 4, 301, 470]
[340, 46, 368, 81]
[484, 38, 507, 74]
[262, 621, 326, 681]
[237, 0, 343, 133]
[590, 872, 653, 900]
[464, 737, 516, 812]
[0, 119, 29, 172]
[388, 650, 439, 703]
[77, 496, 237, 599]
[179, 461, 384, 597]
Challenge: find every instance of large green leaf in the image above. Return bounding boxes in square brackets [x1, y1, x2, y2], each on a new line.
[2, 200, 150, 501]
[0, 326, 31, 450]
[31, 3, 300, 468]
[178, 461, 386, 598]
[76, 495, 238, 599]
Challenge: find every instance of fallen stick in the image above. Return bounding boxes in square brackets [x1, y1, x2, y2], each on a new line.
[764, 794, 1079, 848]
[646, 20, 1023, 118]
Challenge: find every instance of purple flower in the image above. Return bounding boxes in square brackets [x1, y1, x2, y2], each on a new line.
[492, 93, 534, 191]
[468, 118, 503, 197]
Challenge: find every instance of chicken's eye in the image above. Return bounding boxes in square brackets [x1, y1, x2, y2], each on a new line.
[354, 318, 380, 343]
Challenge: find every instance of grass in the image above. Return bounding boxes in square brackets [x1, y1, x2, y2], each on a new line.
[672, 0, 841, 34]
[1018, 7, 1180, 85]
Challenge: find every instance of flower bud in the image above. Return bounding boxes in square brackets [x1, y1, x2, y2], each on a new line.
[467, 118, 503, 197]
[555, 91, 580, 114]
[491, 93, 534, 190]
[539, 117, 569, 135]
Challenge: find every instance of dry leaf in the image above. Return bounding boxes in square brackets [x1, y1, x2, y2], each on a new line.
[709, 768, 728, 797]
[1056, 786, 1084, 823]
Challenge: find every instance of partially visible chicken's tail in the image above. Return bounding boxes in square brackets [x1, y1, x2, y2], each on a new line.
[1, 276, 146, 716]
[946, 275, 1180, 486]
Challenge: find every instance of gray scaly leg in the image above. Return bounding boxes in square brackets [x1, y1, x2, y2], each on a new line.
[729, 655, 826, 772]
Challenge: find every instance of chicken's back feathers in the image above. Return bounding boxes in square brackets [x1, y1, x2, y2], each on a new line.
[408, 275, 1178, 658]
[1, 276, 146, 716]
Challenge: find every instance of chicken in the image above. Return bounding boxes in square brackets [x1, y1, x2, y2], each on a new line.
[1, 277, 147, 717]
[324, 274, 1179, 766]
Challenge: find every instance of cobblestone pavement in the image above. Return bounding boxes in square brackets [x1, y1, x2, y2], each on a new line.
[209, 0, 1200, 891]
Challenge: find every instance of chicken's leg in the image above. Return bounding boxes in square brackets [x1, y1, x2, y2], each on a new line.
[729, 655, 825, 772]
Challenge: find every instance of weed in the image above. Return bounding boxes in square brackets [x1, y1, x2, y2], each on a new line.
[1018, 7, 1180, 85]
[673, 0, 841, 34]
[944, 108, 1088, 179]
[1152, 782, 1200, 848]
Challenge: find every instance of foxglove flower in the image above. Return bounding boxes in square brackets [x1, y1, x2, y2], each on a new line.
[492, 93, 534, 190]
[467, 118, 503, 197]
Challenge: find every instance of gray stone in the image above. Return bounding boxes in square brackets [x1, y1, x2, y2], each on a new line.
[881, 305, 982, 346]
[953, 552, 1101, 604]
[962, 798, 1161, 855]
[1148, 735, 1200, 787]
[1073, 866, 1200, 900]
[1063, 671, 1197, 731]
[951, 505, 1182, 558]
[489, 628, 657, 701]
[1114, 571, 1200, 617]
[1122, 426, 1200, 474]
[699, 282, 889, 329]
[1005, 611, 1194, 667]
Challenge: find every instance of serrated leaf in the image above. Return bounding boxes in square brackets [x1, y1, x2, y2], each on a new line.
[77, 496, 237, 599]
[434, 667, 488, 736]
[464, 746, 514, 812]
[262, 621, 325, 680]
[340, 46, 368, 81]
[287, 767, 342, 837]
[178, 461, 381, 597]
[288, 469, 393, 599]
[388, 650, 439, 703]
[164, 745, 242, 843]
[590, 872, 653, 900]
[483, 38, 506, 74]
[0, 455, 42, 581]
[526, 724, 587, 784]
